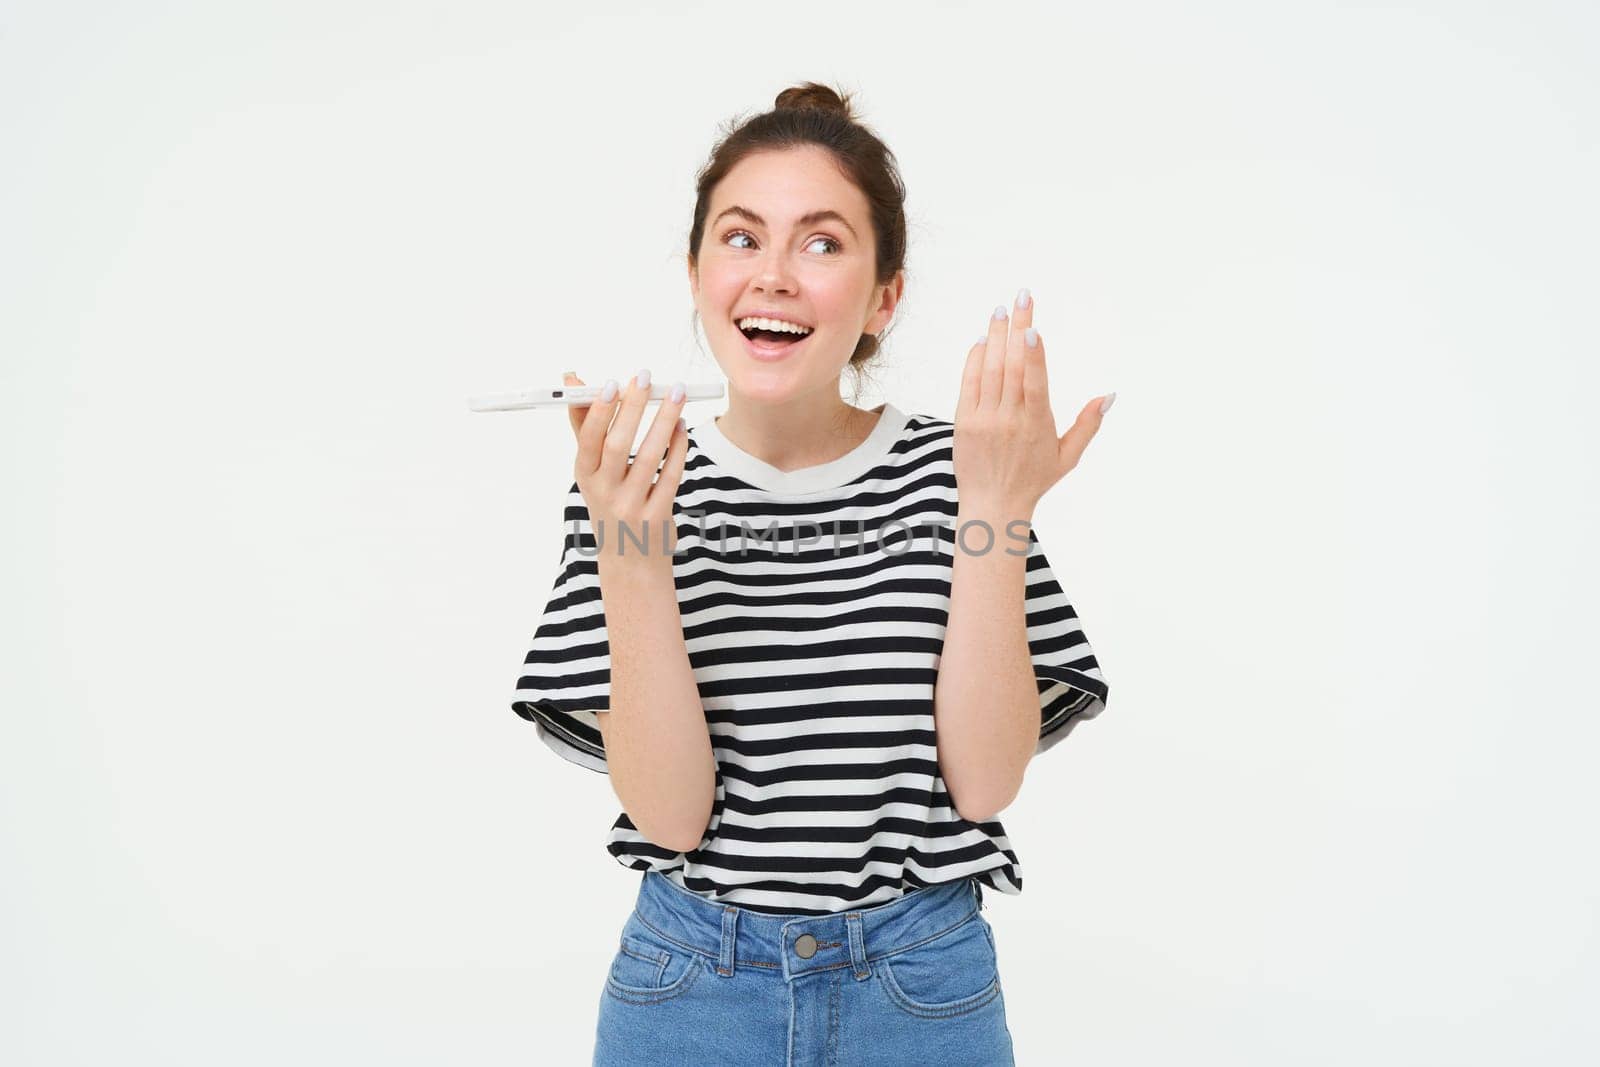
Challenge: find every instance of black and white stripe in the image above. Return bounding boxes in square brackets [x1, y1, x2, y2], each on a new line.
[511, 402, 1109, 916]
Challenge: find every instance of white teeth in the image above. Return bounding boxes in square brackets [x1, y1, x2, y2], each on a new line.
[737, 316, 813, 335]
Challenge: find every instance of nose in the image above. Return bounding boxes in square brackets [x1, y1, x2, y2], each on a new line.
[752, 249, 798, 294]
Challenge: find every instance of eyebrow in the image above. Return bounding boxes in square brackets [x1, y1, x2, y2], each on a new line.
[711, 204, 859, 240]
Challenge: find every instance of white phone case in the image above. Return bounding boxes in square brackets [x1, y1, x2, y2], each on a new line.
[467, 382, 725, 412]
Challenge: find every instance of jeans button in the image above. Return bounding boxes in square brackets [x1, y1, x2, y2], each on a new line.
[794, 933, 818, 959]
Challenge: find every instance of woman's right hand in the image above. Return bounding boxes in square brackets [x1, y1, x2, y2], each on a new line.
[564, 369, 689, 566]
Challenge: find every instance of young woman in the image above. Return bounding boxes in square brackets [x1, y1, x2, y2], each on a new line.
[512, 82, 1114, 1066]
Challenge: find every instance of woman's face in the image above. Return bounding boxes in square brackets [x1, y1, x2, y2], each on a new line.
[688, 145, 901, 405]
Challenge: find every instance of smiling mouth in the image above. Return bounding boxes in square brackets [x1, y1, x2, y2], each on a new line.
[737, 323, 812, 352]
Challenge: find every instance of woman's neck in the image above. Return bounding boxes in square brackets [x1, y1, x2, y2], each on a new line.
[712, 390, 885, 473]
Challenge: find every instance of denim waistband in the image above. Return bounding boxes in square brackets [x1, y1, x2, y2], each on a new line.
[628, 872, 985, 983]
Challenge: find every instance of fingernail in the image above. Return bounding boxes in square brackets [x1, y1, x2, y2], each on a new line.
[676, 416, 686, 433]
[976, 336, 988, 347]
[1016, 288, 1031, 309]
[1099, 392, 1117, 414]
[992, 305, 1008, 321]
[1024, 327, 1038, 348]
[600, 379, 618, 402]
[669, 381, 685, 403]
[564, 369, 577, 377]
[635, 368, 651, 388]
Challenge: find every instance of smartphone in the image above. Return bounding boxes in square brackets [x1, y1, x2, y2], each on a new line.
[467, 382, 725, 412]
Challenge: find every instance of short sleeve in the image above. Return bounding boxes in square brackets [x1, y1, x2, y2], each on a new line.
[510, 481, 611, 774]
[1022, 526, 1110, 755]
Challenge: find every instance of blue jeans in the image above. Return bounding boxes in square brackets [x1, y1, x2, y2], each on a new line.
[593, 871, 1016, 1066]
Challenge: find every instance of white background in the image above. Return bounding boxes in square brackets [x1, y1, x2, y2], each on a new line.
[4, 1, 1597, 1063]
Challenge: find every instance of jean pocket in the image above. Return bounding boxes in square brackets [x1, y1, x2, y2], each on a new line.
[604, 916, 703, 1005]
[878, 912, 1002, 1019]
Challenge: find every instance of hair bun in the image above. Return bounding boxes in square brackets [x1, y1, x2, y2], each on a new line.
[773, 81, 855, 120]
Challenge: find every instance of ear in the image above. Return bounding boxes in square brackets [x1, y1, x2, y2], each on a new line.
[864, 270, 905, 335]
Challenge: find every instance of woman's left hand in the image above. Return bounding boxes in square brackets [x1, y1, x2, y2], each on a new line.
[953, 288, 1114, 515]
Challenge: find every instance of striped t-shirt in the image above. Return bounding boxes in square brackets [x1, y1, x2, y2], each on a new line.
[511, 400, 1109, 916]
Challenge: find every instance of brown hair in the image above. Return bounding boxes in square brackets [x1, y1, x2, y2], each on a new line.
[687, 81, 909, 393]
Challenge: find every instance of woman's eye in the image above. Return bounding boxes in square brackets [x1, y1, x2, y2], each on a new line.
[722, 230, 840, 255]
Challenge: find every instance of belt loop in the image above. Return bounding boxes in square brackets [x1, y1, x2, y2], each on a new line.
[717, 906, 738, 977]
[973, 878, 986, 911]
[845, 912, 870, 980]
